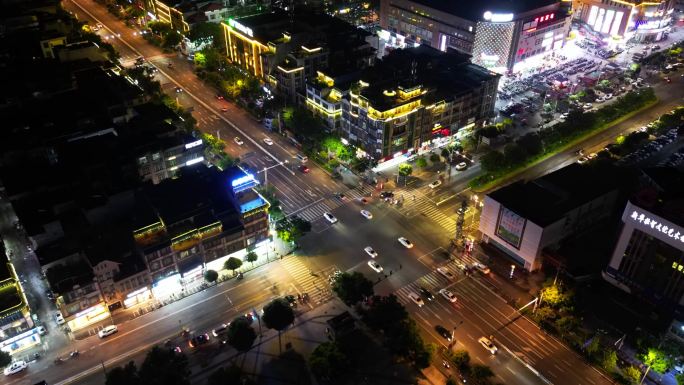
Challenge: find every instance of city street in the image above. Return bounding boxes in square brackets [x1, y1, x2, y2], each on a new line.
[4, 2, 675, 385]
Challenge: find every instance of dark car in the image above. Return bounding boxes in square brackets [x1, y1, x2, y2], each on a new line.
[379, 191, 394, 199]
[419, 287, 434, 301]
[188, 333, 210, 348]
[298, 165, 310, 173]
[435, 325, 452, 341]
[285, 295, 297, 307]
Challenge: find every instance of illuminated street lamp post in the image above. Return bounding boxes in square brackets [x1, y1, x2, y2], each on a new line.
[258, 160, 288, 186]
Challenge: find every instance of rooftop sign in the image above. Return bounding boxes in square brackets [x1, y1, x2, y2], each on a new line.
[228, 19, 253, 38]
[483, 11, 514, 23]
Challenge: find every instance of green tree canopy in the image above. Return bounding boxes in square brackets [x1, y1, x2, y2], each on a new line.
[641, 348, 670, 374]
[226, 316, 257, 352]
[429, 153, 441, 163]
[105, 361, 139, 385]
[398, 163, 413, 176]
[449, 349, 470, 369]
[601, 349, 618, 373]
[480, 151, 506, 173]
[309, 342, 350, 380]
[204, 269, 219, 283]
[363, 294, 408, 331]
[624, 365, 642, 385]
[503, 143, 527, 165]
[206, 365, 245, 385]
[262, 298, 296, 354]
[415, 157, 428, 168]
[331, 271, 374, 305]
[0, 351, 11, 368]
[224, 257, 243, 273]
[138, 346, 190, 385]
[245, 251, 258, 266]
[469, 364, 495, 385]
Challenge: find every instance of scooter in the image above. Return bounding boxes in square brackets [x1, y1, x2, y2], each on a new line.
[237, 272, 244, 280]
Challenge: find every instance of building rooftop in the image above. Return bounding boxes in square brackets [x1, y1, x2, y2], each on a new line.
[358, 46, 498, 111]
[634, 167, 684, 226]
[489, 163, 628, 227]
[410, 0, 560, 21]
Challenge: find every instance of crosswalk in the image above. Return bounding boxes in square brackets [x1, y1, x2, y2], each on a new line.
[287, 185, 375, 223]
[395, 194, 457, 236]
[279, 256, 337, 305]
[394, 255, 482, 306]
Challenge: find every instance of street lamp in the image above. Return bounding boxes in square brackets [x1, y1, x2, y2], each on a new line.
[258, 160, 289, 186]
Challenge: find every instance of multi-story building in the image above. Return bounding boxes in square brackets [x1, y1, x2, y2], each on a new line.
[603, 168, 684, 339]
[572, 0, 675, 42]
[0, 246, 37, 356]
[222, 9, 377, 101]
[135, 135, 205, 185]
[379, 0, 572, 72]
[336, 46, 499, 162]
[479, 163, 625, 271]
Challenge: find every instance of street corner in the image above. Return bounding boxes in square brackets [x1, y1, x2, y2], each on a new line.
[417, 247, 452, 265]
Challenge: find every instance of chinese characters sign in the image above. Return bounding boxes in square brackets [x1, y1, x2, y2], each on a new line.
[629, 210, 683, 243]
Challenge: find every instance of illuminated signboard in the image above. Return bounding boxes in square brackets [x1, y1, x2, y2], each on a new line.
[629, 209, 684, 244]
[228, 19, 253, 37]
[496, 207, 526, 249]
[185, 139, 203, 149]
[231, 174, 257, 187]
[483, 11, 514, 23]
[523, 13, 556, 31]
[185, 157, 204, 166]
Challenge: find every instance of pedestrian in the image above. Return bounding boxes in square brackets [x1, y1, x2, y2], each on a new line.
[399, 264, 402, 269]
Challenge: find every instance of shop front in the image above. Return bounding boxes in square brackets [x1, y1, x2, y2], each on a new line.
[67, 304, 110, 331]
[0, 328, 42, 355]
[179, 255, 204, 286]
[151, 273, 182, 301]
[123, 287, 152, 309]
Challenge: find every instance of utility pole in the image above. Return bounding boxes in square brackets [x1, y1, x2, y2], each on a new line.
[455, 200, 467, 247]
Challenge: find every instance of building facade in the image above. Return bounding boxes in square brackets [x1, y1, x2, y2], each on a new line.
[337, 46, 499, 161]
[136, 136, 205, 184]
[573, 0, 675, 42]
[379, 0, 572, 72]
[603, 199, 684, 339]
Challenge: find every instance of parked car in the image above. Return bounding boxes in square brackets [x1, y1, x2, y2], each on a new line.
[263, 137, 274, 146]
[212, 324, 229, 337]
[455, 162, 468, 171]
[189, 333, 210, 348]
[98, 325, 118, 339]
[4, 361, 28, 376]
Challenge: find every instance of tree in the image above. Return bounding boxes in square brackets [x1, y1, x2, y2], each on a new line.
[309, 342, 349, 380]
[415, 156, 428, 168]
[226, 316, 257, 353]
[555, 316, 579, 336]
[540, 284, 566, 307]
[516, 133, 543, 156]
[106, 361, 139, 385]
[503, 143, 527, 165]
[585, 336, 601, 358]
[207, 365, 244, 385]
[363, 294, 408, 331]
[601, 349, 618, 373]
[275, 216, 311, 243]
[138, 346, 190, 385]
[385, 319, 430, 367]
[398, 163, 413, 176]
[469, 364, 494, 385]
[245, 251, 258, 266]
[148, 21, 172, 36]
[641, 347, 670, 374]
[0, 351, 11, 368]
[204, 269, 219, 283]
[224, 257, 243, 275]
[449, 349, 470, 369]
[162, 31, 182, 49]
[429, 153, 441, 163]
[676, 372, 684, 385]
[624, 365, 642, 385]
[533, 306, 556, 323]
[331, 272, 374, 305]
[480, 151, 506, 173]
[441, 148, 451, 160]
[188, 22, 222, 47]
[262, 298, 295, 354]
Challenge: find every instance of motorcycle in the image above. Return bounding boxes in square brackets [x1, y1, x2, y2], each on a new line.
[70, 350, 79, 358]
[237, 272, 244, 280]
[442, 360, 450, 369]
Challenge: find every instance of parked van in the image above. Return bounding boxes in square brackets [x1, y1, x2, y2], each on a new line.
[296, 154, 308, 163]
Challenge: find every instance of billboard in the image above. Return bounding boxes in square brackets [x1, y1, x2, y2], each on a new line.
[496, 206, 526, 249]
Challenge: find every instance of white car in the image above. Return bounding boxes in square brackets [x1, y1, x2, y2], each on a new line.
[360, 210, 373, 219]
[436, 267, 455, 280]
[3, 361, 27, 376]
[263, 137, 274, 146]
[455, 162, 468, 171]
[479, 336, 498, 354]
[364, 246, 378, 258]
[439, 288, 457, 303]
[398, 237, 413, 248]
[323, 212, 338, 224]
[212, 324, 229, 337]
[408, 292, 425, 307]
[605, 93, 613, 100]
[98, 325, 118, 338]
[428, 180, 442, 189]
[55, 312, 65, 325]
[577, 156, 589, 164]
[234, 137, 244, 146]
[367, 260, 383, 273]
[473, 262, 491, 274]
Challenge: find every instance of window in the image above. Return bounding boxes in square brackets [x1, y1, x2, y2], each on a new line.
[138, 156, 148, 165]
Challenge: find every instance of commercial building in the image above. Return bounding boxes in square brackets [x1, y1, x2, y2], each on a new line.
[479, 163, 624, 271]
[573, 0, 675, 42]
[222, 9, 377, 101]
[602, 168, 684, 340]
[379, 0, 572, 72]
[0, 244, 37, 356]
[332, 46, 499, 161]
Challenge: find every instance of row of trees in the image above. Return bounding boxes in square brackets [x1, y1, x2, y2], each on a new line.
[329, 272, 433, 370]
[275, 216, 311, 244]
[475, 88, 657, 186]
[105, 297, 296, 385]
